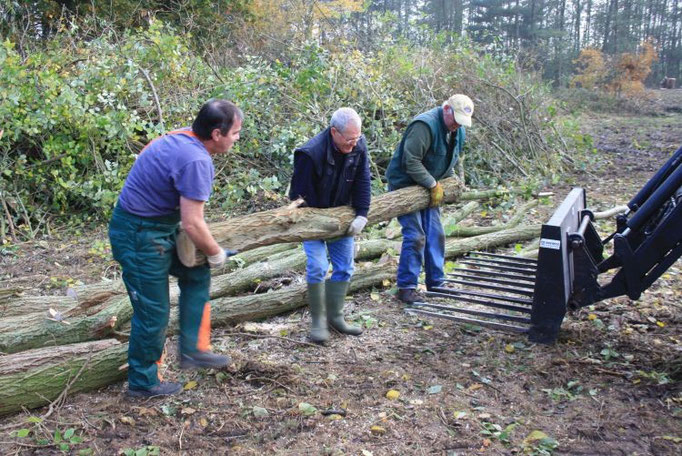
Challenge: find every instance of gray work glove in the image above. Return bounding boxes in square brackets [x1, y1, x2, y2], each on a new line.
[346, 216, 368, 236]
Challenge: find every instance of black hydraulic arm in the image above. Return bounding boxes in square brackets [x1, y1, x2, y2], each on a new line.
[628, 145, 682, 212]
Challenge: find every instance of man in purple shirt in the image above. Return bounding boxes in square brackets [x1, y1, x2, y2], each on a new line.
[109, 99, 242, 397]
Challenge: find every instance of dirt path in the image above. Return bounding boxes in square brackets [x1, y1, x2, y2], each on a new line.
[1, 90, 681, 455]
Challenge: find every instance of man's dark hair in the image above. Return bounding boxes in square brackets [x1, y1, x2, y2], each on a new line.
[192, 99, 243, 140]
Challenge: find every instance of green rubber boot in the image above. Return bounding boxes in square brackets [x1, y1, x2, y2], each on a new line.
[307, 282, 329, 343]
[326, 280, 363, 336]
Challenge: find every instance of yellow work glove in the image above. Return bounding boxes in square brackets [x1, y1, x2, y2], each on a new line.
[429, 181, 444, 207]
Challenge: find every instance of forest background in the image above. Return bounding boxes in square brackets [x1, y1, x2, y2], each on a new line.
[1, 0, 681, 239]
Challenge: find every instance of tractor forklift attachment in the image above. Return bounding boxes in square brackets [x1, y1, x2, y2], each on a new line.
[406, 144, 682, 344]
[405, 187, 587, 342]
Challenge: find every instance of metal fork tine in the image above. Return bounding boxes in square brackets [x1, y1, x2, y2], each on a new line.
[406, 308, 529, 333]
[430, 286, 533, 305]
[468, 251, 538, 264]
[448, 268, 536, 283]
[413, 302, 531, 324]
[462, 257, 537, 271]
[459, 260, 537, 276]
[446, 273, 536, 291]
[443, 278, 534, 297]
[426, 290, 532, 313]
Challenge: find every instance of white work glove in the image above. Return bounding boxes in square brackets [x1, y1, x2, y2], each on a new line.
[207, 248, 239, 269]
[346, 216, 368, 236]
[207, 249, 227, 269]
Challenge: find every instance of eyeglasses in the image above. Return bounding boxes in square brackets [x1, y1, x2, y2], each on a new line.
[334, 128, 363, 144]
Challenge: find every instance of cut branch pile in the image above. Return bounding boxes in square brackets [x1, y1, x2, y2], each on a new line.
[0, 180, 545, 416]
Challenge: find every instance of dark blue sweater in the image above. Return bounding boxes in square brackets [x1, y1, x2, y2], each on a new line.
[289, 127, 371, 217]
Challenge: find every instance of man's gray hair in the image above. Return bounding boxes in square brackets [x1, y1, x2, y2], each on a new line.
[330, 107, 361, 133]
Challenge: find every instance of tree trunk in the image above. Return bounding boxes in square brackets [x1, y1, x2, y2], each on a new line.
[208, 238, 399, 299]
[0, 296, 132, 354]
[190, 260, 397, 329]
[0, 239, 397, 353]
[445, 225, 541, 258]
[0, 294, 78, 319]
[0, 339, 127, 416]
[188, 177, 467, 264]
[65, 242, 301, 304]
[446, 200, 538, 237]
[0, 219, 538, 355]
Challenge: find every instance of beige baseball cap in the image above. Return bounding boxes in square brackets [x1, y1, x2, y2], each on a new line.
[446, 94, 474, 128]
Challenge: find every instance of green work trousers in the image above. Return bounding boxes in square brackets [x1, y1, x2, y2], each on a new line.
[109, 205, 211, 390]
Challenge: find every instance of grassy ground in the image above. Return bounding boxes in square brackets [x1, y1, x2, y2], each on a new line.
[0, 89, 681, 456]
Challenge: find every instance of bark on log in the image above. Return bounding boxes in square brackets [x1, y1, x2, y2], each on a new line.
[445, 225, 541, 258]
[209, 239, 399, 299]
[64, 243, 301, 304]
[0, 339, 127, 416]
[189, 177, 467, 264]
[0, 296, 132, 354]
[0, 295, 78, 319]
[446, 200, 539, 237]
[444, 201, 480, 226]
[66, 280, 128, 307]
[0, 240, 394, 353]
[0, 224, 535, 355]
[181, 261, 397, 330]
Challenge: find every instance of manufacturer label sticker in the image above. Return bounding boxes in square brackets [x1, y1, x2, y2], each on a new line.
[540, 238, 561, 250]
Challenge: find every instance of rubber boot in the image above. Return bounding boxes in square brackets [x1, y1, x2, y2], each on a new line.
[326, 280, 362, 336]
[307, 282, 329, 343]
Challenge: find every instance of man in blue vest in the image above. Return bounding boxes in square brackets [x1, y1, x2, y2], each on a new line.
[289, 108, 372, 343]
[385, 94, 474, 304]
[109, 99, 242, 397]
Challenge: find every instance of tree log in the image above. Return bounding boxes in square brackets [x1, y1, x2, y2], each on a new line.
[0, 339, 127, 416]
[444, 201, 480, 227]
[186, 260, 397, 329]
[0, 224, 536, 355]
[0, 225, 541, 417]
[0, 263, 394, 417]
[0, 295, 79, 319]
[188, 177, 467, 264]
[445, 224, 541, 257]
[64, 243, 301, 304]
[0, 296, 132, 354]
[446, 200, 539, 237]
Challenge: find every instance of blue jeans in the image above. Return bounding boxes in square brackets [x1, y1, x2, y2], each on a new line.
[396, 207, 445, 289]
[303, 236, 355, 284]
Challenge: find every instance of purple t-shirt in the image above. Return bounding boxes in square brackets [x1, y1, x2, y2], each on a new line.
[118, 129, 214, 217]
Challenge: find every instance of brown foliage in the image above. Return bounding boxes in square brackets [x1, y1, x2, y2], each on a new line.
[570, 48, 606, 90]
[570, 40, 659, 98]
[608, 40, 658, 96]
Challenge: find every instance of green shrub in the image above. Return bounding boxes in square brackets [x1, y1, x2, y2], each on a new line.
[0, 21, 580, 237]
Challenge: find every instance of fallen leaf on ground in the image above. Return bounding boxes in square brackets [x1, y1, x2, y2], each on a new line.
[370, 425, 386, 435]
[298, 402, 317, 416]
[119, 416, 135, 426]
[385, 389, 400, 400]
[523, 430, 548, 446]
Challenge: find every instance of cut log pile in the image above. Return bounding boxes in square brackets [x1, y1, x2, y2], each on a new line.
[0, 177, 543, 416]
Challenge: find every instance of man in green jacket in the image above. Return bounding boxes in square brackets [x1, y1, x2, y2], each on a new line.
[385, 94, 474, 304]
